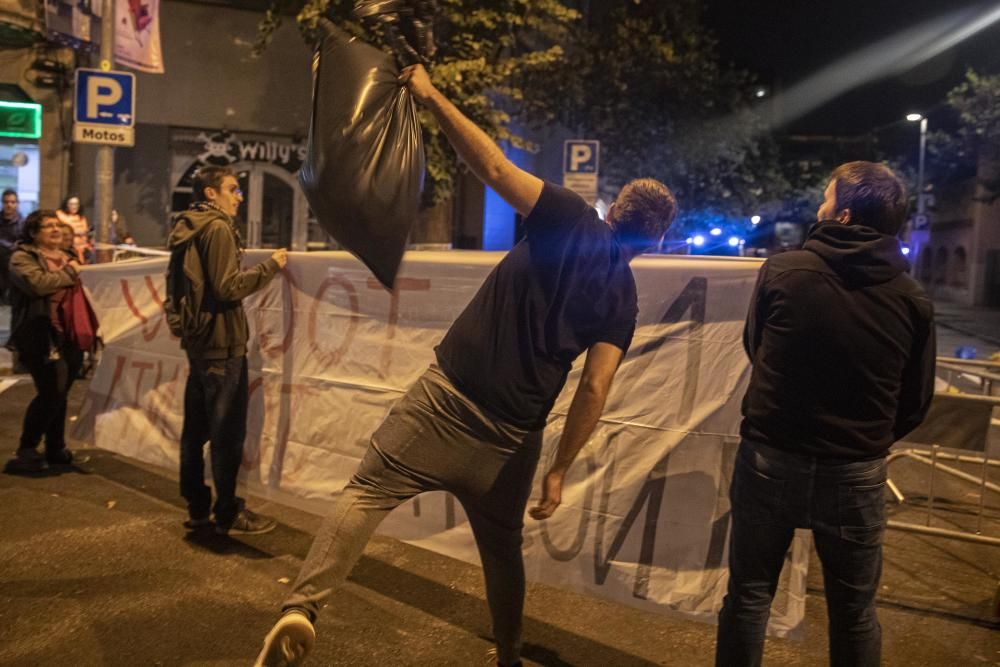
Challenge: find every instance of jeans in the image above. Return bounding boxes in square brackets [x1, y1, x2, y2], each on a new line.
[283, 366, 542, 667]
[717, 440, 886, 667]
[179, 355, 249, 526]
[19, 345, 83, 454]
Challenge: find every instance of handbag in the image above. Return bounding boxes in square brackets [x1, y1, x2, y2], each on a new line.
[58, 282, 101, 352]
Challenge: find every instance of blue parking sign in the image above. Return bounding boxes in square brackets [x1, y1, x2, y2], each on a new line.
[563, 140, 599, 174]
[75, 69, 136, 127]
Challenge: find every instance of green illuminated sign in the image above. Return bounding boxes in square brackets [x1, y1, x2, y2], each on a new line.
[0, 101, 42, 139]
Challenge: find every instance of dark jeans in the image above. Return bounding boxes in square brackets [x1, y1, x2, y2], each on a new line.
[717, 440, 886, 667]
[179, 355, 249, 526]
[283, 366, 542, 667]
[19, 345, 83, 454]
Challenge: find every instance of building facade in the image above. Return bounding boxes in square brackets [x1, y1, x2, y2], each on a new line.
[911, 158, 1000, 307]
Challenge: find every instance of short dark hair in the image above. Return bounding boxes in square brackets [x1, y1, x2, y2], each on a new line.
[192, 166, 236, 202]
[829, 161, 909, 235]
[610, 178, 678, 251]
[22, 209, 59, 242]
[2, 189, 16, 200]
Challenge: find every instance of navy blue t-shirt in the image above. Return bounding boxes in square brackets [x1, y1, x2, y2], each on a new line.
[435, 182, 638, 429]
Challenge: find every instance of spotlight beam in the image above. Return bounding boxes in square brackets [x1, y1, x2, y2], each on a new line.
[771, 4, 1000, 127]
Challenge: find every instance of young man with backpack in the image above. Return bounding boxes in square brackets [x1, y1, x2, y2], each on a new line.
[165, 166, 288, 535]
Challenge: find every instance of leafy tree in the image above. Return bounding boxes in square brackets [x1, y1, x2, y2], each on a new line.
[931, 69, 1000, 201]
[903, 70, 1000, 204]
[515, 1, 790, 236]
[255, 0, 578, 207]
[257, 1, 791, 239]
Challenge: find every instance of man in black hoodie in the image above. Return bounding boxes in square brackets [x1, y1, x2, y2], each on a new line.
[716, 161, 935, 667]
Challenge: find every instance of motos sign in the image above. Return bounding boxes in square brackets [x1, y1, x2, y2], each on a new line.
[73, 124, 135, 147]
[73, 68, 137, 147]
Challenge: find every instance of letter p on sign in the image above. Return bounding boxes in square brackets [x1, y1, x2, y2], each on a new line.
[570, 145, 592, 172]
[74, 68, 135, 127]
[563, 140, 599, 175]
[87, 77, 123, 119]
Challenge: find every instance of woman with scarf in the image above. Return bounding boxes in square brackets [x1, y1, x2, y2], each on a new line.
[4, 210, 85, 472]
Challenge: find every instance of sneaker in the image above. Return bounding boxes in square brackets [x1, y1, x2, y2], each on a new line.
[45, 449, 74, 466]
[7, 448, 47, 473]
[484, 648, 523, 667]
[215, 508, 276, 536]
[183, 516, 212, 530]
[254, 610, 315, 667]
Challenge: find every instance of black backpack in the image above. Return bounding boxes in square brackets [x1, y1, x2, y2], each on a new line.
[163, 237, 210, 341]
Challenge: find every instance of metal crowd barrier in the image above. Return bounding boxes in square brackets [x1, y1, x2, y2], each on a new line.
[888, 356, 1000, 547]
[936, 356, 1000, 397]
[886, 441, 1000, 547]
[93, 243, 171, 263]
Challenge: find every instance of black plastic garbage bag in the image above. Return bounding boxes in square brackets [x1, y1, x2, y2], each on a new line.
[299, 19, 424, 289]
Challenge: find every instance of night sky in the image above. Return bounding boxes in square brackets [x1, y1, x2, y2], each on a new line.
[704, 0, 1000, 135]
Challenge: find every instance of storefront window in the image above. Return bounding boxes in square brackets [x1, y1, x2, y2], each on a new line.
[0, 143, 40, 213]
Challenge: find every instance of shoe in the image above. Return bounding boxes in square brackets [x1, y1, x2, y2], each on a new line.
[215, 508, 277, 536]
[254, 610, 315, 667]
[183, 516, 212, 530]
[7, 448, 47, 473]
[484, 648, 522, 667]
[45, 449, 74, 466]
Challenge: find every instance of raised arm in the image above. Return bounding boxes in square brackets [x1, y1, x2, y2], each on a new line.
[529, 341, 624, 520]
[401, 64, 543, 218]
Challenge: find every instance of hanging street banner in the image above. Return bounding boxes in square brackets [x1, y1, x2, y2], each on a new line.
[72, 250, 810, 639]
[44, 1, 163, 73]
[115, 0, 164, 74]
[73, 68, 136, 147]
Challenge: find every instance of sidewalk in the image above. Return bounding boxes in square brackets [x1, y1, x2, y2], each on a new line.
[934, 300, 1000, 358]
[1, 379, 998, 666]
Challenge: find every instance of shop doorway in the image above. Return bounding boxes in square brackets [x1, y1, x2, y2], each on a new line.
[231, 162, 308, 251]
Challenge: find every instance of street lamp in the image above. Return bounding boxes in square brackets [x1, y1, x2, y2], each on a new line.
[906, 113, 930, 279]
[907, 113, 928, 218]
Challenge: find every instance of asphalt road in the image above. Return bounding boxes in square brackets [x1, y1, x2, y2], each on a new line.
[1, 377, 999, 666]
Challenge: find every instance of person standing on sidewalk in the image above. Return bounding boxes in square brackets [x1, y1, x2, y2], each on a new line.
[716, 161, 936, 667]
[4, 210, 83, 472]
[253, 63, 677, 667]
[57, 196, 90, 264]
[165, 166, 287, 536]
[110, 209, 135, 245]
[0, 189, 24, 306]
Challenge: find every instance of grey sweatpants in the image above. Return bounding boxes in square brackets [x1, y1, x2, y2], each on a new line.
[283, 365, 542, 665]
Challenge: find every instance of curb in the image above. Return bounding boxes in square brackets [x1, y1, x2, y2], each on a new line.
[936, 320, 1000, 349]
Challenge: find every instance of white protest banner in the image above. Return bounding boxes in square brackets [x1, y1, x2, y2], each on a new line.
[75, 250, 809, 637]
